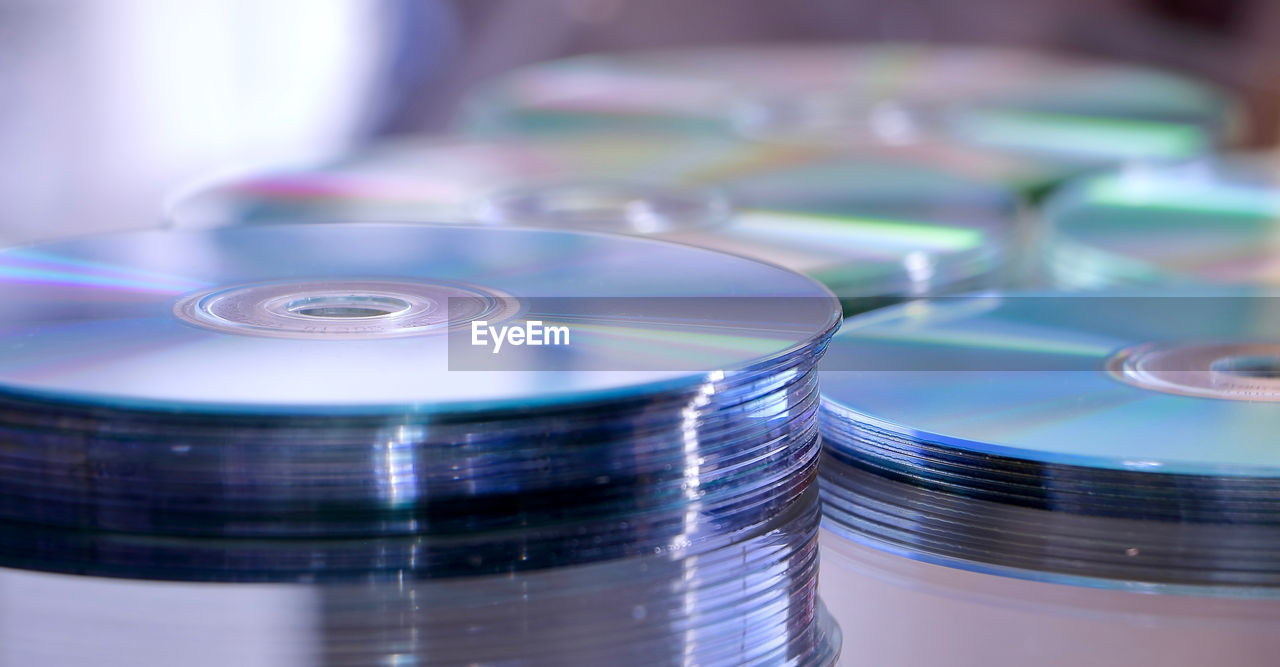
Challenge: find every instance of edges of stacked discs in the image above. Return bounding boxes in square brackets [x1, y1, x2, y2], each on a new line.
[1044, 154, 1280, 289]
[0, 486, 842, 666]
[0, 223, 842, 664]
[167, 134, 1020, 313]
[817, 291, 1280, 594]
[820, 454, 1280, 591]
[0, 356, 824, 568]
[309, 489, 841, 666]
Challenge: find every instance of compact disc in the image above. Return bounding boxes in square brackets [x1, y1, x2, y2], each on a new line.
[817, 290, 1280, 591]
[0, 223, 838, 412]
[0, 224, 843, 664]
[1044, 154, 1280, 288]
[168, 134, 1019, 306]
[462, 44, 1239, 190]
[0, 223, 837, 545]
[820, 291, 1280, 477]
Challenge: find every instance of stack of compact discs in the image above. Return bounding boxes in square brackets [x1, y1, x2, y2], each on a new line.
[816, 291, 1280, 665]
[1044, 154, 1280, 289]
[168, 134, 1020, 312]
[461, 44, 1240, 194]
[0, 223, 842, 665]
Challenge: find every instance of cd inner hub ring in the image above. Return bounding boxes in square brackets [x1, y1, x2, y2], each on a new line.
[474, 182, 730, 234]
[1107, 342, 1280, 402]
[175, 279, 521, 339]
[283, 294, 413, 319]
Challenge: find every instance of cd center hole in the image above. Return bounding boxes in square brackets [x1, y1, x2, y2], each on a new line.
[548, 190, 637, 218]
[522, 187, 661, 229]
[733, 94, 938, 143]
[285, 295, 412, 319]
[1210, 355, 1280, 379]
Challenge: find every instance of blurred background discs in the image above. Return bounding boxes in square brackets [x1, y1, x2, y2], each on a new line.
[814, 289, 1280, 664]
[1044, 153, 1280, 289]
[460, 43, 1241, 195]
[169, 134, 1021, 312]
